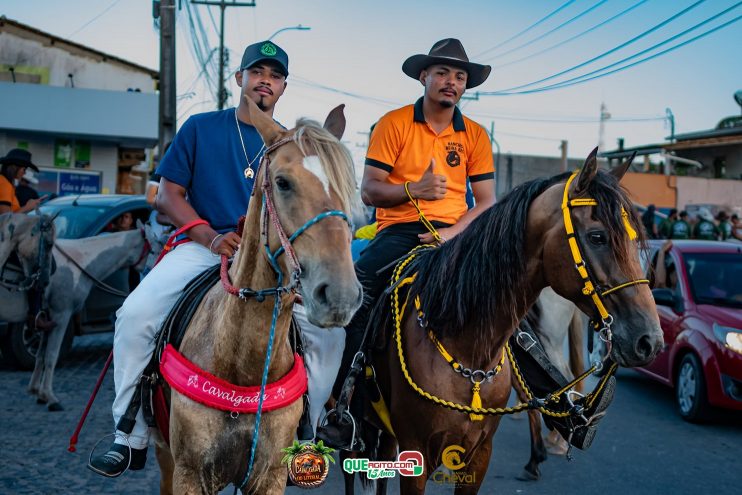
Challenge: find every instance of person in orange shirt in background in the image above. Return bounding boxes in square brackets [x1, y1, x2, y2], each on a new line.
[0, 149, 47, 214]
[317, 38, 496, 449]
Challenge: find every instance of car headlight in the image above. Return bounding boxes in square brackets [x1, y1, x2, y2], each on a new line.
[713, 324, 742, 355]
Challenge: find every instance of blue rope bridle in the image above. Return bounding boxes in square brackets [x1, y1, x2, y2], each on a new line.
[231, 136, 350, 492]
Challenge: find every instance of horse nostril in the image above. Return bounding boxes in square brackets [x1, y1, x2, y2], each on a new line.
[314, 283, 329, 306]
[635, 334, 655, 360]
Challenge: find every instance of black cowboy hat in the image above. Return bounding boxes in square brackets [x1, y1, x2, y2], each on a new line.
[0, 148, 39, 172]
[402, 38, 491, 89]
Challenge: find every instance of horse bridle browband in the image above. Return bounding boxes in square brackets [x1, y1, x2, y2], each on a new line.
[561, 170, 649, 344]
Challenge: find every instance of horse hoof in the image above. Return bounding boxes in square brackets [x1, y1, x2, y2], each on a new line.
[48, 402, 64, 412]
[36, 398, 48, 405]
[516, 469, 540, 482]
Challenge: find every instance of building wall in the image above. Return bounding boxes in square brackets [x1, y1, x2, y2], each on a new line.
[674, 144, 742, 180]
[620, 173, 677, 209]
[497, 153, 583, 197]
[676, 176, 742, 213]
[1, 131, 118, 194]
[0, 32, 155, 92]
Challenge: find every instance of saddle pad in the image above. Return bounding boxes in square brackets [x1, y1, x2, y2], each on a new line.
[160, 344, 307, 413]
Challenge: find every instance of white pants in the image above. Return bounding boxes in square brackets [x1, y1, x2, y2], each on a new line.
[112, 242, 218, 449]
[292, 304, 345, 437]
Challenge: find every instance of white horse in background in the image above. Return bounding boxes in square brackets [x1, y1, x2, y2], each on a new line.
[28, 227, 151, 411]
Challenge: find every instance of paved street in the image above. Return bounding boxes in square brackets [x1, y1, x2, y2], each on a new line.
[1, 333, 740, 494]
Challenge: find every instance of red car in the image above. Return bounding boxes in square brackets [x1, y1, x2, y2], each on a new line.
[636, 240, 742, 421]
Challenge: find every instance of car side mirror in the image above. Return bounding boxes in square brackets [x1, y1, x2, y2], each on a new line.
[652, 288, 684, 313]
[653, 288, 675, 306]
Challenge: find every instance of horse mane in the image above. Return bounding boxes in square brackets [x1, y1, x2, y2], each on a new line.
[409, 168, 644, 363]
[293, 119, 359, 217]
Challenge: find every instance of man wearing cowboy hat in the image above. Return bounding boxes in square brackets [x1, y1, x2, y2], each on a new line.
[0, 148, 47, 214]
[318, 39, 616, 453]
[318, 38, 497, 449]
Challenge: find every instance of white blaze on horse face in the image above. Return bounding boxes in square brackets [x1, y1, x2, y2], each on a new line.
[303, 155, 330, 196]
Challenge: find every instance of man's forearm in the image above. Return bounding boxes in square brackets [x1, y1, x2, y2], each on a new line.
[157, 191, 218, 248]
[362, 180, 411, 208]
[449, 199, 493, 236]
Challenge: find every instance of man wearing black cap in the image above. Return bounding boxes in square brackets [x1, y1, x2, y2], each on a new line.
[89, 40, 291, 478]
[317, 39, 615, 453]
[0, 148, 47, 214]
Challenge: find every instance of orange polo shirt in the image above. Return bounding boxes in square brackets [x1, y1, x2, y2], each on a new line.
[365, 98, 494, 231]
[0, 175, 21, 212]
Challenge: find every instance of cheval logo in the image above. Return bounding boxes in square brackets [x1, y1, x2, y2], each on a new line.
[433, 444, 477, 485]
[281, 440, 334, 488]
[342, 450, 424, 479]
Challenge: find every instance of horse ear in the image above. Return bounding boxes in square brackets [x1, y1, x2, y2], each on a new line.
[610, 151, 636, 182]
[244, 95, 283, 145]
[576, 146, 599, 193]
[323, 104, 346, 140]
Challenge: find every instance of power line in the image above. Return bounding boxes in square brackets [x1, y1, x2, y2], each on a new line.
[489, 0, 707, 93]
[490, 11, 742, 95]
[67, 0, 123, 38]
[485, 2, 742, 95]
[474, 0, 578, 59]
[485, 0, 610, 62]
[495, 0, 649, 69]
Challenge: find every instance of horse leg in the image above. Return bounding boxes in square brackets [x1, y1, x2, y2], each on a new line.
[339, 450, 355, 495]
[516, 409, 548, 481]
[155, 435, 175, 495]
[172, 465, 208, 495]
[397, 442, 428, 495]
[452, 441, 493, 495]
[376, 432, 397, 495]
[29, 330, 48, 399]
[568, 308, 585, 394]
[38, 310, 72, 410]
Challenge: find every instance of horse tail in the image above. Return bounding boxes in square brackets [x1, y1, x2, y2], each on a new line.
[568, 309, 585, 393]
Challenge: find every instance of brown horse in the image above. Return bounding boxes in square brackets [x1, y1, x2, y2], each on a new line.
[155, 98, 362, 495]
[364, 149, 663, 494]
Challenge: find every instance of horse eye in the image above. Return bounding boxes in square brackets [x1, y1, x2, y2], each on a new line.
[275, 176, 291, 191]
[588, 232, 607, 246]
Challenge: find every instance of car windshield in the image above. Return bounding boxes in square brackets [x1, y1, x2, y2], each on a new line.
[38, 204, 107, 239]
[684, 252, 742, 308]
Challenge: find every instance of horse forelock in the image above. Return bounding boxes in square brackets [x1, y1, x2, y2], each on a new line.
[292, 120, 358, 217]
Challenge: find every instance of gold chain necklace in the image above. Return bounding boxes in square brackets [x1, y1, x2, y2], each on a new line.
[234, 107, 265, 179]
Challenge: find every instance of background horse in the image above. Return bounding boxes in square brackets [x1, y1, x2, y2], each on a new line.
[515, 288, 584, 481]
[157, 98, 362, 495]
[0, 213, 56, 323]
[28, 228, 149, 410]
[367, 149, 663, 494]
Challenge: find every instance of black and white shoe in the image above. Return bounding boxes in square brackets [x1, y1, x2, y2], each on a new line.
[87, 442, 147, 478]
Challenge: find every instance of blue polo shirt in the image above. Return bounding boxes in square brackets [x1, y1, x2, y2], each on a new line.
[156, 108, 266, 233]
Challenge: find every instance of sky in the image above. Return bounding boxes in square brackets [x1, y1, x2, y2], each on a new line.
[3, 0, 742, 170]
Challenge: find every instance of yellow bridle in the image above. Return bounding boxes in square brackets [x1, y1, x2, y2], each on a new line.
[561, 170, 648, 326]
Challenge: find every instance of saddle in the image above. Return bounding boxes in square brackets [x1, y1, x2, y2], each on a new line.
[117, 263, 312, 445]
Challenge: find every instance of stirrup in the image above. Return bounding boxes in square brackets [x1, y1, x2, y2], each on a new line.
[316, 408, 364, 452]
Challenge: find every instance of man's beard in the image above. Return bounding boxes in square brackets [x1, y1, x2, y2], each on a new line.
[257, 96, 267, 111]
[438, 99, 455, 109]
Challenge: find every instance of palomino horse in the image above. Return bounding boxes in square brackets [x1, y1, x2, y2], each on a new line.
[28, 228, 150, 410]
[364, 149, 663, 494]
[156, 98, 362, 495]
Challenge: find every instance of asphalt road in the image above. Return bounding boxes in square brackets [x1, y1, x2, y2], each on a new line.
[1, 333, 739, 494]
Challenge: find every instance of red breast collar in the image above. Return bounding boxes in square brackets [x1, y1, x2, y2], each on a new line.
[160, 344, 307, 413]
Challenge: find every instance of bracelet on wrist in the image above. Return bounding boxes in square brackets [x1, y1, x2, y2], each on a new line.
[209, 233, 224, 256]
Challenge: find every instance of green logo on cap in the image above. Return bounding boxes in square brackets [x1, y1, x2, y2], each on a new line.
[260, 43, 277, 56]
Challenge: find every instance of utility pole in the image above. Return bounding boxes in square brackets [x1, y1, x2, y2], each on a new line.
[192, 0, 257, 110]
[155, 0, 177, 157]
[559, 140, 568, 172]
[665, 108, 675, 143]
[598, 102, 610, 151]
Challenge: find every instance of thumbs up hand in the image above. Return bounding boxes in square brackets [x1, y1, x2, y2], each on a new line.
[409, 159, 447, 201]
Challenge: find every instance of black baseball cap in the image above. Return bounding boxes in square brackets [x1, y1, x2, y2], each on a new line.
[239, 41, 289, 77]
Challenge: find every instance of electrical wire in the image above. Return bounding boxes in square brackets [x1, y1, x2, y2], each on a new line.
[485, 0, 610, 62]
[495, 0, 649, 69]
[489, 0, 707, 93]
[67, 0, 123, 38]
[484, 8, 742, 95]
[474, 0, 579, 58]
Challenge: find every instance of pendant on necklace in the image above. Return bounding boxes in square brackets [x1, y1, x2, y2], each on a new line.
[244, 168, 254, 179]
